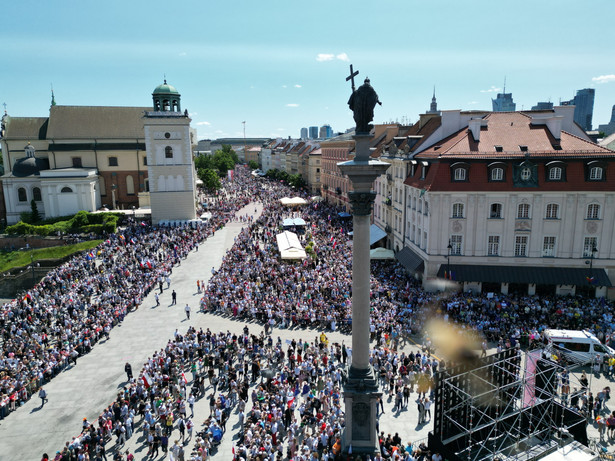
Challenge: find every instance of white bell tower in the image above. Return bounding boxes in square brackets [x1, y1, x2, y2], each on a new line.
[144, 80, 197, 225]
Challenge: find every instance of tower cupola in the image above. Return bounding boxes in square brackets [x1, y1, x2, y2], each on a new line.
[152, 79, 181, 112]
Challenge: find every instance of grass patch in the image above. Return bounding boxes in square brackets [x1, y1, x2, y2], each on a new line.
[0, 240, 103, 273]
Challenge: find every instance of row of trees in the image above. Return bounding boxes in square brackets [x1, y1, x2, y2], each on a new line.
[264, 169, 306, 189]
[194, 145, 239, 190]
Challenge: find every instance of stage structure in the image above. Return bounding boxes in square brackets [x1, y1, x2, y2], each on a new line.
[429, 348, 589, 461]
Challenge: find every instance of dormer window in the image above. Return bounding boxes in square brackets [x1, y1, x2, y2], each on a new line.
[488, 162, 506, 182]
[494, 145, 503, 152]
[450, 162, 469, 182]
[520, 167, 532, 181]
[546, 161, 566, 182]
[519, 145, 528, 152]
[586, 161, 606, 182]
[590, 166, 603, 180]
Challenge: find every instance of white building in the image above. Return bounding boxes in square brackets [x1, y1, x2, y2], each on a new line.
[400, 108, 615, 298]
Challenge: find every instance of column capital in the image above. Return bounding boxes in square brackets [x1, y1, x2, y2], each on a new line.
[348, 191, 376, 216]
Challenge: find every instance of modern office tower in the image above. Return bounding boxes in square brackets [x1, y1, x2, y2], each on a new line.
[531, 101, 554, 110]
[561, 88, 595, 131]
[319, 124, 333, 139]
[309, 126, 319, 139]
[300, 127, 308, 139]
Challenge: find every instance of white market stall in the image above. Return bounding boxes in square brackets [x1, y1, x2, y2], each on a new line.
[276, 231, 307, 260]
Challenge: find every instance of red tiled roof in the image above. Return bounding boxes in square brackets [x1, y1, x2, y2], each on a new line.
[416, 112, 614, 159]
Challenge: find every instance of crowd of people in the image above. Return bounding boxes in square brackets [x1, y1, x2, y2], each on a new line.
[2, 164, 614, 460]
[0, 172, 260, 418]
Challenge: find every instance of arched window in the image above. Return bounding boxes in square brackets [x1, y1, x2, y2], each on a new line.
[158, 176, 166, 192]
[175, 175, 184, 191]
[454, 168, 466, 181]
[491, 167, 504, 181]
[126, 175, 135, 195]
[17, 187, 27, 202]
[61, 186, 73, 193]
[33, 187, 42, 202]
[587, 203, 601, 220]
[165, 146, 173, 159]
[144, 178, 150, 192]
[548, 166, 562, 181]
[517, 203, 530, 219]
[545, 203, 559, 219]
[452, 203, 464, 218]
[589, 166, 603, 181]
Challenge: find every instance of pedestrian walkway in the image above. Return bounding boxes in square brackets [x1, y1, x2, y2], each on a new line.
[0, 200, 433, 460]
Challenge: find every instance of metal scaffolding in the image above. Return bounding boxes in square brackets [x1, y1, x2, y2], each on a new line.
[430, 348, 588, 461]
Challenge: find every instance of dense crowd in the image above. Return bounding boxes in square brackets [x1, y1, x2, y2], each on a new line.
[0, 173, 260, 417]
[3, 164, 614, 460]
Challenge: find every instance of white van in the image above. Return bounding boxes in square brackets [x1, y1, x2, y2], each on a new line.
[543, 329, 615, 364]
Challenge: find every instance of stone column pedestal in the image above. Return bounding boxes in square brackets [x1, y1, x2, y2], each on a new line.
[337, 134, 390, 457]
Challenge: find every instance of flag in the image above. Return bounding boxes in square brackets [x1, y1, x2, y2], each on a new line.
[142, 372, 153, 388]
[586, 276, 596, 284]
[130, 238, 137, 244]
[140, 221, 147, 227]
[181, 372, 188, 384]
[287, 397, 295, 408]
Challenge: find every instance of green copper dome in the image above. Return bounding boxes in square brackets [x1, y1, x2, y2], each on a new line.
[153, 80, 179, 95]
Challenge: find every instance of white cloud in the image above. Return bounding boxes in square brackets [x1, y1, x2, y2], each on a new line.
[286, 103, 299, 107]
[277, 128, 285, 131]
[196, 121, 211, 126]
[282, 85, 288, 88]
[316, 53, 350, 62]
[190, 112, 198, 116]
[336, 53, 349, 62]
[480, 86, 501, 93]
[214, 130, 224, 134]
[468, 101, 478, 105]
[294, 84, 302, 88]
[592, 74, 615, 84]
[179, 51, 187, 56]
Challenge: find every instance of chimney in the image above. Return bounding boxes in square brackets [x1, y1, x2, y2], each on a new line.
[468, 118, 482, 141]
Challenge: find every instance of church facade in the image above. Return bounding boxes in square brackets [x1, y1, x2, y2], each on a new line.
[0, 81, 197, 225]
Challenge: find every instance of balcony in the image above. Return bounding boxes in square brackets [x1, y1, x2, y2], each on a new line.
[384, 198, 392, 206]
[385, 225, 392, 233]
[386, 173, 393, 182]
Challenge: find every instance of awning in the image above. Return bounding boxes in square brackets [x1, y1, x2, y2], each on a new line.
[396, 247, 424, 273]
[370, 224, 387, 246]
[282, 218, 307, 227]
[436, 264, 612, 287]
[370, 248, 395, 260]
[347, 223, 387, 246]
[280, 197, 308, 206]
[275, 231, 307, 260]
[338, 212, 351, 218]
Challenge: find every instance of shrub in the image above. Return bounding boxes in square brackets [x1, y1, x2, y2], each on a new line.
[70, 211, 89, 229]
[6, 221, 33, 235]
[79, 224, 104, 234]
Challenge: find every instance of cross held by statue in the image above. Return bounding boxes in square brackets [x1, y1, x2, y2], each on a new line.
[346, 65, 359, 92]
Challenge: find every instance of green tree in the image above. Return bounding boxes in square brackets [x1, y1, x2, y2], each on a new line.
[30, 199, 41, 223]
[212, 146, 237, 176]
[198, 168, 221, 190]
[194, 154, 213, 171]
[288, 174, 306, 189]
[248, 160, 259, 170]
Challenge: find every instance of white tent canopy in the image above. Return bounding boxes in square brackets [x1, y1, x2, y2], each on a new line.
[280, 197, 308, 206]
[282, 217, 307, 227]
[276, 231, 307, 259]
[370, 248, 395, 260]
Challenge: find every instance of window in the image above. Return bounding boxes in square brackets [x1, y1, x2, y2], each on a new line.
[108, 156, 118, 167]
[423, 231, 427, 249]
[143, 156, 148, 166]
[543, 236, 556, 257]
[126, 175, 135, 195]
[72, 157, 82, 168]
[545, 203, 559, 219]
[450, 235, 463, 255]
[517, 203, 530, 219]
[454, 168, 466, 181]
[587, 204, 600, 220]
[494, 145, 503, 153]
[520, 167, 532, 181]
[165, 146, 173, 159]
[17, 187, 27, 202]
[548, 167, 562, 181]
[490, 203, 502, 219]
[583, 237, 598, 258]
[61, 186, 73, 193]
[519, 145, 528, 152]
[144, 178, 150, 192]
[452, 203, 464, 218]
[491, 167, 504, 181]
[488, 235, 500, 256]
[33, 187, 42, 202]
[589, 166, 603, 181]
[514, 235, 528, 257]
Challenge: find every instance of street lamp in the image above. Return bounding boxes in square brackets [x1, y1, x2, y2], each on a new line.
[30, 252, 34, 284]
[447, 240, 452, 280]
[589, 246, 598, 284]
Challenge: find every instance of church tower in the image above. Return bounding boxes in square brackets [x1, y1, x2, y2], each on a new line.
[427, 87, 440, 115]
[143, 80, 197, 225]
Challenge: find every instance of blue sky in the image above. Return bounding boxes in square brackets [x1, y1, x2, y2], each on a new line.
[2, 0, 615, 140]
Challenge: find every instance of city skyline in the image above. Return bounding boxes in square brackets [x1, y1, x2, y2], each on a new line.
[2, 0, 615, 141]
